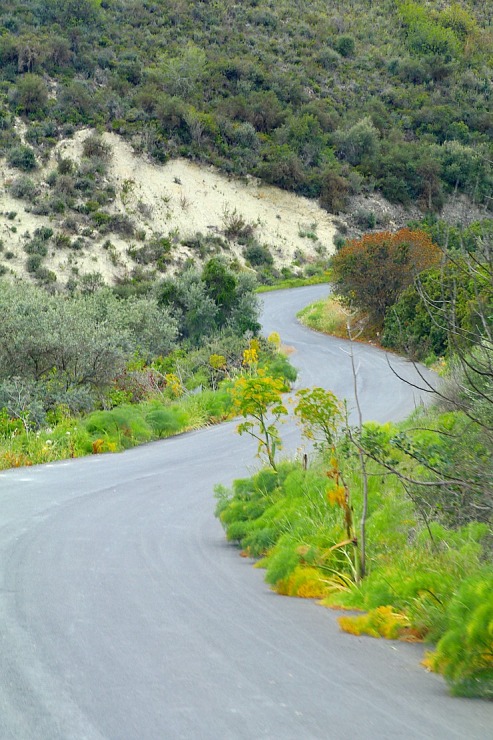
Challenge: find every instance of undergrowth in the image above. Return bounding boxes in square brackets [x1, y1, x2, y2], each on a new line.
[0, 388, 234, 469]
[215, 405, 493, 698]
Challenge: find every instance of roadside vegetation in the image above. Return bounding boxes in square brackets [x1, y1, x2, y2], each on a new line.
[0, 258, 296, 468]
[216, 222, 493, 698]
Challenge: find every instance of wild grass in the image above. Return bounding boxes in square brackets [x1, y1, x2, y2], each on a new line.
[297, 297, 349, 337]
[0, 388, 233, 470]
[256, 273, 331, 292]
[215, 404, 492, 697]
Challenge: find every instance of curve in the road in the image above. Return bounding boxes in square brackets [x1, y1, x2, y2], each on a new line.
[0, 285, 491, 740]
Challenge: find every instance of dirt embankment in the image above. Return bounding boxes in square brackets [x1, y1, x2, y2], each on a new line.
[0, 129, 337, 286]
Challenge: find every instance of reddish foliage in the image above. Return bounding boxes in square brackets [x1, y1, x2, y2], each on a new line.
[331, 228, 442, 327]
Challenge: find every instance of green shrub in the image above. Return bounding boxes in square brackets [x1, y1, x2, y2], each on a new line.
[24, 239, 48, 257]
[192, 388, 232, 420]
[8, 145, 37, 171]
[264, 533, 304, 584]
[216, 461, 347, 586]
[26, 254, 44, 273]
[334, 35, 355, 58]
[10, 175, 37, 199]
[429, 571, 493, 697]
[261, 354, 297, 385]
[145, 405, 189, 437]
[84, 405, 152, 448]
[244, 243, 274, 267]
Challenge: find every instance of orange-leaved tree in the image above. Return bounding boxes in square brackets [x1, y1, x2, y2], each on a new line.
[331, 228, 442, 329]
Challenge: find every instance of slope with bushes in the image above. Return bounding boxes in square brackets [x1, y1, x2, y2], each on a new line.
[0, 0, 491, 214]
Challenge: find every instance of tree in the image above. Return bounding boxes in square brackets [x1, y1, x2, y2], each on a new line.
[354, 229, 493, 530]
[223, 271, 260, 336]
[12, 74, 48, 115]
[232, 371, 287, 470]
[333, 117, 379, 166]
[0, 283, 178, 410]
[36, 0, 103, 27]
[331, 228, 442, 328]
[158, 261, 259, 344]
[294, 387, 342, 450]
[202, 258, 237, 324]
[158, 268, 219, 343]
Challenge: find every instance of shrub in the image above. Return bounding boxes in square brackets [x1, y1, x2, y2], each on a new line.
[8, 145, 36, 171]
[82, 134, 111, 161]
[339, 606, 411, 640]
[34, 267, 57, 285]
[145, 405, 189, 437]
[109, 213, 135, 237]
[331, 228, 442, 328]
[10, 175, 37, 199]
[319, 171, 350, 212]
[24, 239, 48, 257]
[84, 406, 152, 448]
[57, 157, 75, 175]
[428, 571, 493, 698]
[333, 117, 380, 166]
[222, 207, 255, 241]
[26, 254, 43, 273]
[334, 35, 355, 57]
[12, 74, 49, 116]
[244, 243, 273, 267]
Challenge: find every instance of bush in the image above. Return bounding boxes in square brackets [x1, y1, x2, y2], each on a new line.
[82, 134, 111, 161]
[34, 267, 57, 285]
[319, 171, 350, 212]
[145, 405, 189, 437]
[8, 145, 36, 171]
[26, 254, 44, 273]
[244, 243, 273, 267]
[331, 228, 442, 328]
[24, 239, 48, 257]
[428, 571, 493, 698]
[84, 405, 153, 448]
[334, 35, 355, 58]
[12, 74, 48, 116]
[333, 117, 380, 166]
[382, 270, 448, 359]
[10, 175, 37, 199]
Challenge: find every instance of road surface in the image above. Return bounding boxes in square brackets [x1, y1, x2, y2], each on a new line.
[0, 285, 491, 739]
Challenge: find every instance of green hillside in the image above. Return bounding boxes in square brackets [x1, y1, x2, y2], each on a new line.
[0, 0, 492, 211]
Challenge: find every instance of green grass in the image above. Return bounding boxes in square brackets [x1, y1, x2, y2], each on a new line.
[0, 387, 234, 469]
[256, 273, 331, 293]
[297, 296, 350, 337]
[215, 403, 493, 697]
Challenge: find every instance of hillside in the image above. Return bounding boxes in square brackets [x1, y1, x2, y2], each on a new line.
[0, 128, 337, 287]
[0, 0, 491, 248]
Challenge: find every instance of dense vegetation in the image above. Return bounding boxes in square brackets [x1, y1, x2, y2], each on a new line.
[216, 348, 492, 697]
[0, 256, 301, 466]
[331, 227, 442, 328]
[0, 0, 491, 214]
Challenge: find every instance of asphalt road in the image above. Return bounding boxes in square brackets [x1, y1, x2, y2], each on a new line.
[0, 285, 491, 739]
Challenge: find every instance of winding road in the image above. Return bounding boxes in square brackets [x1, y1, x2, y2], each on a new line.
[0, 285, 491, 739]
